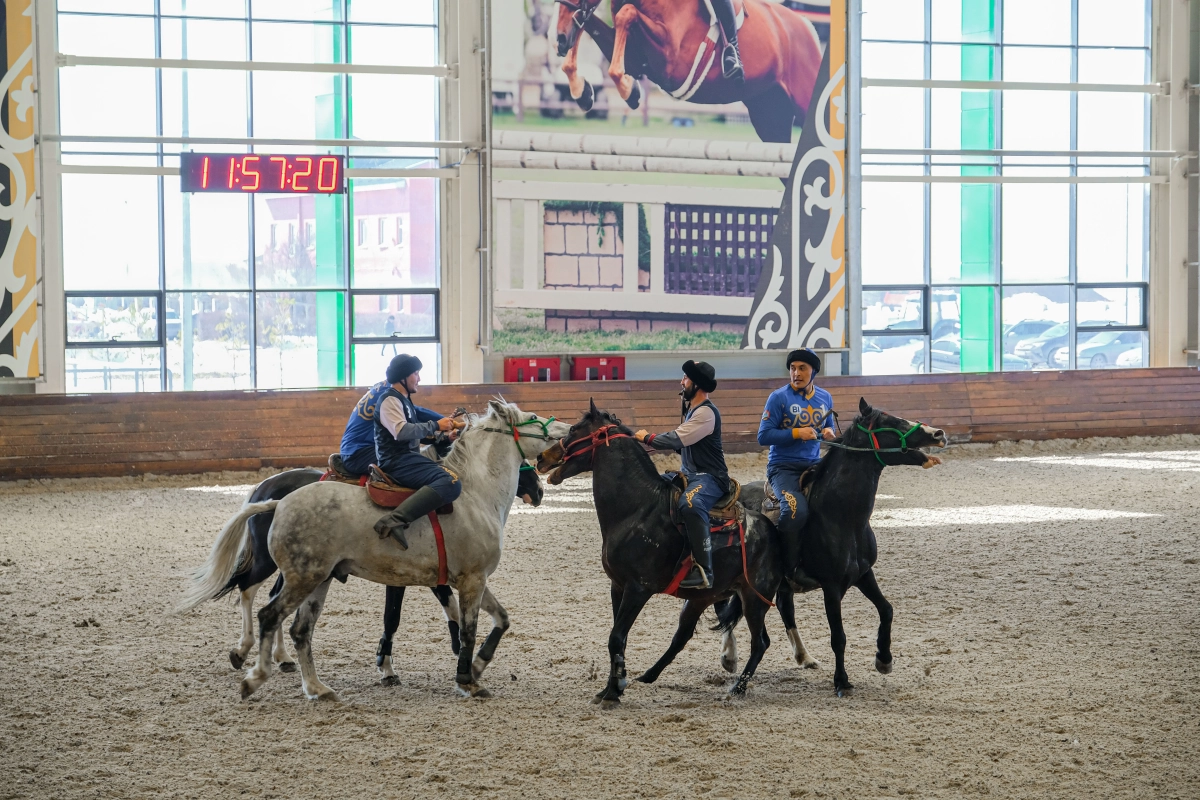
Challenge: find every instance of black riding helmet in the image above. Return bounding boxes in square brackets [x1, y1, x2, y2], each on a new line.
[386, 353, 423, 385]
[786, 348, 821, 375]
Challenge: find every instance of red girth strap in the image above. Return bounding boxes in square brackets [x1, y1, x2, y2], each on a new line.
[429, 511, 448, 585]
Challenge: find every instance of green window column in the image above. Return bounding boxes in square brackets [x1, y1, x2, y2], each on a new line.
[315, 21, 346, 387]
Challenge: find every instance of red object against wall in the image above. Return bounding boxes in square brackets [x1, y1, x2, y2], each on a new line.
[571, 356, 625, 381]
[503, 357, 561, 383]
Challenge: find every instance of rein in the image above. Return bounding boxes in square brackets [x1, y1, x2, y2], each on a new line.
[822, 419, 924, 466]
[561, 423, 634, 466]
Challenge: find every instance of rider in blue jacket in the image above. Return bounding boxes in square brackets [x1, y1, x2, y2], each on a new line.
[758, 348, 835, 587]
[335, 377, 447, 478]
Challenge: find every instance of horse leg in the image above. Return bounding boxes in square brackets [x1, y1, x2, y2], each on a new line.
[607, 4, 641, 104]
[745, 88, 796, 144]
[776, 586, 819, 669]
[230, 581, 262, 669]
[453, 577, 490, 698]
[377, 585, 405, 686]
[637, 598, 707, 684]
[562, 32, 595, 111]
[855, 569, 894, 674]
[240, 577, 317, 699]
[273, 621, 295, 672]
[290, 578, 338, 701]
[720, 626, 738, 674]
[432, 584, 462, 655]
[470, 586, 511, 681]
[595, 583, 652, 709]
[822, 586, 853, 696]
[729, 594, 771, 697]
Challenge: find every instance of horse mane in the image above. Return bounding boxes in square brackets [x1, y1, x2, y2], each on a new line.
[438, 400, 513, 477]
[590, 410, 673, 491]
[808, 409, 876, 485]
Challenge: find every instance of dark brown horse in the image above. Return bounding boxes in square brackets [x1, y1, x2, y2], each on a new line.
[555, 0, 823, 143]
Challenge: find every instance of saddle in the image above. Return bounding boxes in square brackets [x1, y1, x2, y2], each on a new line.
[321, 454, 368, 486]
[760, 467, 818, 524]
[366, 465, 454, 513]
[668, 475, 743, 527]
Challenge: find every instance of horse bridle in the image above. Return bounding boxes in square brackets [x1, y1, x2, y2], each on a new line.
[556, 423, 634, 468]
[481, 415, 559, 461]
[822, 417, 925, 466]
[555, 0, 597, 32]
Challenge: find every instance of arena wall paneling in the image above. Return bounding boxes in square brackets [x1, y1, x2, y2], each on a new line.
[2, 368, 1200, 480]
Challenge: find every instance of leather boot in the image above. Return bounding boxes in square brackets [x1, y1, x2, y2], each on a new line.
[678, 512, 714, 590]
[373, 485, 445, 549]
[712, 0, 744, 82]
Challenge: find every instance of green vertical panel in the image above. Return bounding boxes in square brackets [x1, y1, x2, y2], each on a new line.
[959, 0, 996, 371]
[315, 20, 346, 386]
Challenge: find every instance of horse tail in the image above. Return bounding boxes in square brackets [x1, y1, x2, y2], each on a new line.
[176, 500, 280, 613]
[711, 594, 744, 633]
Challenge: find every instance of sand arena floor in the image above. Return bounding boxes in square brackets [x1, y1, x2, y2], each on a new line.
[1, 437, 1198, 799]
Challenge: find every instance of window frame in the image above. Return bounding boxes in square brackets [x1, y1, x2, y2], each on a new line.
[64, 290, 165, 348]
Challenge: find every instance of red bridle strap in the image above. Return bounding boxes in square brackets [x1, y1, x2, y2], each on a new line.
[561, 424, 634, 465]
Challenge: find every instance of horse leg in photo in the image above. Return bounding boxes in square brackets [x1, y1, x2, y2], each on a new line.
[453, 578, 490, 698]
[432, 584, 461, 655]
[777, 587, 819, 669]
[607, 4, 640, 103]
[471, 586, 511, 681]
[290, 578, 339, 701]
[377, 585, 405, 686]
[561, 34, 595, 111]
[856, 569, 894, 675]
[745, 89, 797, 145]
[241, 578, 313, 699]
[822, 586, 853, 696]
[272, 621, 295, 673]
[729, 595, 771, 697]
[230, 581, 262, 669]
[637, 598, 707, 685]
[595, 583, 652, 709]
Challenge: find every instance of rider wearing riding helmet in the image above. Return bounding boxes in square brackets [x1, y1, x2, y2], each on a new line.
[758, 348, 835, 588]
[634, 360, 729, 590]
[372, 354, 464, 548]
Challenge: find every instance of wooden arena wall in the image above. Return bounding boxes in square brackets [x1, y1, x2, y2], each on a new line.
[1, 367, 1198, 480]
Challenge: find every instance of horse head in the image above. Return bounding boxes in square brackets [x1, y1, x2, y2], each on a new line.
[517, 463, 545, 506]
[849, 397, 947, 468]
[555, 0, 600, 57]
[478, 398, 572, 464]
[536, 397, 629, 485]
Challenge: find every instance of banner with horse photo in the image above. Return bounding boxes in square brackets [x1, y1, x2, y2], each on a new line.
[490, 0, 846, 357]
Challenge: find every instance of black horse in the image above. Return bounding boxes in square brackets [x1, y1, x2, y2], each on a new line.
[718, 398, 946, 695]
[217, 463, 545, 682]
[537, 401, 784, 707]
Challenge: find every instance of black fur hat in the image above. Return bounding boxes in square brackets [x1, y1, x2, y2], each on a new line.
[682, 360, 717, 393]
[386, 354, 423, 384]
[786, 348, 821, 374]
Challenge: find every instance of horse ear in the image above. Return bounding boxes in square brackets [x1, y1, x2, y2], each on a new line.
[589, 397, 598, 415]
[859, 397, 872, 416]
[488, 398, 507, 417]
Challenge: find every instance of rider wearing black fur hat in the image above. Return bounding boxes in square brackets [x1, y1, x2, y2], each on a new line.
[634, 360, 729, 590]
[372, 354, 465, 548]
[757, 348, 835, 589]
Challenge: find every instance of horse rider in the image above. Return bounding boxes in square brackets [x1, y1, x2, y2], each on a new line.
[757, 348, 835, 588]
[634, 360, 729, 590]
[714, 0, 744, 82]
[332, 357, 452, 479]
[372, 354, 465, 548]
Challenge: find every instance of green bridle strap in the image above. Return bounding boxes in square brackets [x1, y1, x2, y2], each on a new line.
[855, 421, 923, 466]
[482, 416, 558, 461]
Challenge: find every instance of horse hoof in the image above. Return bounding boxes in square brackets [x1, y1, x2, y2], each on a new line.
[635, 673, 655, 684]
[576, 81, 595, 112]
[600, 698, 621, 710]
[473, 687, 492, 699]
[380, 674, 400, 687]
[278, 661, 297, 673]
[239, 680, 256, 700]
[720, 655, 737, 674]
[313, 691, 340, 702]
[229, 650, 245, 670]
[834, 682, 854, 697]
[800, 656, 820, 670]
[875, 656, 893, 675]
[626, 81, 642, 110]
[726, 686, 747, 700]
[456, 681, 490, 699]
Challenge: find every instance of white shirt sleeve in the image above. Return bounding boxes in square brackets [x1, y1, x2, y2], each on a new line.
[378, 395, 407, 439]
[675, 405, 716, 446]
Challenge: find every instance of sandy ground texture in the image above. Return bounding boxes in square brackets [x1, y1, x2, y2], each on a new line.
[1, 436, 1198, 799]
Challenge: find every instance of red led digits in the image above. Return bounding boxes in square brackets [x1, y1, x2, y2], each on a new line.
[292, 157, 313, 191]
[241, 155, 261, 191]
[227, 157, 236, 189]
[317, 157, 339, 192]
[270, 156, 288, 189]
[200, 156, 210, 189]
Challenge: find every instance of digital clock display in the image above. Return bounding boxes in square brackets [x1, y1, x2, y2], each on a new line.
[180, 153, 345, 194]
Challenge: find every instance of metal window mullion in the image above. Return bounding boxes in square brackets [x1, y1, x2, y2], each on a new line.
[1067, 0, 1079, 370]
[246, 8, 257, 390]
[342, 6, 353, 386]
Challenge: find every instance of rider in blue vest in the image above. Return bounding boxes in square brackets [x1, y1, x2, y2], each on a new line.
[634, 360, 729, 590]
[758, 348, 835, 587]
[371, 354, 464, 548]
[334, 375, 451, 478]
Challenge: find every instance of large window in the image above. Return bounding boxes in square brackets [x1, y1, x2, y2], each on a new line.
[57, 1, 442, 391]
[858, 0, 1151, 375]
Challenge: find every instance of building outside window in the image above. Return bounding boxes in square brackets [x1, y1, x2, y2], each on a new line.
[858, 0, 1151, 375]
[57, 0, 443, 392]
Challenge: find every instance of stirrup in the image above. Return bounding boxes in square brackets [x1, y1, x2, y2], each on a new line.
[678, 564, 711, 590]
[374, 512, 411, 549]
[721, 44, 744, 82]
